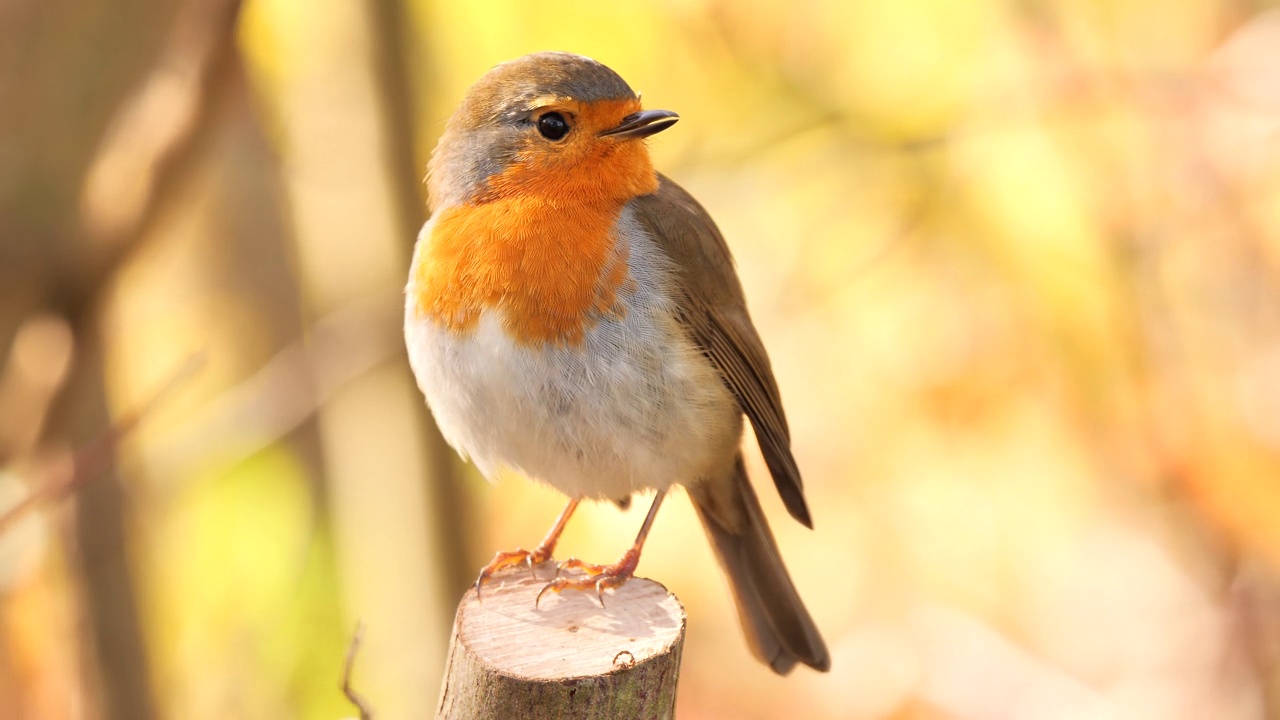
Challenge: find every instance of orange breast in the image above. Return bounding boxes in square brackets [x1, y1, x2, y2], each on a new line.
[410, 196, 632, 347]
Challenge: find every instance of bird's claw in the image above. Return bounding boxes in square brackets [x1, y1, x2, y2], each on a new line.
[474, 547, 553, 601]
[534, 550, 639, 609]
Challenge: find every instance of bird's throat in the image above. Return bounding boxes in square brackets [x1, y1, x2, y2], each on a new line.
[411, 196, 632, 347]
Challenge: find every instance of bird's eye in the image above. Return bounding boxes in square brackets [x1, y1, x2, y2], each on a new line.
[537, 112, 569, 141]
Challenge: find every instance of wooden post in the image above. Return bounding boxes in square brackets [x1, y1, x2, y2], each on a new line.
[436, 569, 686, 719]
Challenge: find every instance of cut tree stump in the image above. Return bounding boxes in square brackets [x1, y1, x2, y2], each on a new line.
[436, 567, 686, 720]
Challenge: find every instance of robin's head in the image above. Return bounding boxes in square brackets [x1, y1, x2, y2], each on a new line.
[428, 52, 678, 210]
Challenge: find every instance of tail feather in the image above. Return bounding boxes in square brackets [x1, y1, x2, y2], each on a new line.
[690, 454, 830, 674]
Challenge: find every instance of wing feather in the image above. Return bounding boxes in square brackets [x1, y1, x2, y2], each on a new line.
[631, 175, 812, 528]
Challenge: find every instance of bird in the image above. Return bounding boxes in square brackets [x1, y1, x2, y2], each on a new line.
[404, 51, 830, 674]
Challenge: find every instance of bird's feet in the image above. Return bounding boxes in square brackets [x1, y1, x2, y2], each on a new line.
[474, 546, 554, 599]
[536, 547, 640, 609]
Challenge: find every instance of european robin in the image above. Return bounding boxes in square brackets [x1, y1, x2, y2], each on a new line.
[404, 52, 830, 674]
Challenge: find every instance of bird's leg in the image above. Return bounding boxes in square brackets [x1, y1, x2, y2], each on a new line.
[537, 490, 667, 609]
[475, 498, 580, 599]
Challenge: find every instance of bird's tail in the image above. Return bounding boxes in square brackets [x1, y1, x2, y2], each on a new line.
[689, 453, 830, 674]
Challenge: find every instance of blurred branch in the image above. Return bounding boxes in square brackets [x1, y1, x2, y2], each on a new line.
[1231, 560, 1280, 715]
[0, 355, 201, 536]
[146, 292, 405, 483]
[67, 0, 244, 317]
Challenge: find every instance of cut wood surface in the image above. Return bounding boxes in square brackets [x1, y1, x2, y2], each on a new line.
[436, 567, 686, 720]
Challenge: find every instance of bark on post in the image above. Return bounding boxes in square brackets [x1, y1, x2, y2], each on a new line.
[437, 570, 686, 720]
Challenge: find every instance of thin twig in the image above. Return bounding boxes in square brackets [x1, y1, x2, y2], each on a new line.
[342, 621, 374, 720]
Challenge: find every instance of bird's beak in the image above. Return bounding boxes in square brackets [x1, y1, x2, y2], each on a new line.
[599, 109, 679, 139]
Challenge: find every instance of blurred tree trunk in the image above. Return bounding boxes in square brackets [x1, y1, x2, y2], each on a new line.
[50, 323, 156, 720]
[365, 0, 471, 595]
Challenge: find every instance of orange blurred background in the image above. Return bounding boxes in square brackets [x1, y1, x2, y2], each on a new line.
[3, 0, 1280, 718]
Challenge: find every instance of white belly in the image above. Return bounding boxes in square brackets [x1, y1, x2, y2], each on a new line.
[404, 214, 741, 500]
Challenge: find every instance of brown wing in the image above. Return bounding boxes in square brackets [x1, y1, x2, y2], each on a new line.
[631, 174, 812, 528]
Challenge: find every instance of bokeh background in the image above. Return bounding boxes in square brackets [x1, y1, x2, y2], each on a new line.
[3, 0, 1280, 718]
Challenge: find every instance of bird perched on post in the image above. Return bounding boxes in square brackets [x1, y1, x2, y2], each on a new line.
[404, 51, 829, 674]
